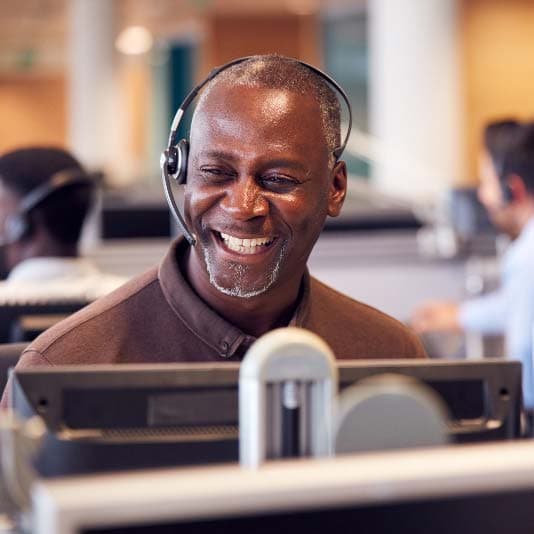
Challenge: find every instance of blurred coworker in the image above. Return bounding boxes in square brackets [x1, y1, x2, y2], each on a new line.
[412, 121, 534, 409]
[0, 147, 125, 301]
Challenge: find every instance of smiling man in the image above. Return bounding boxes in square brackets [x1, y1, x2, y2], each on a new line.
[182, 67, 349, 339]
[1, 56, 425, 405]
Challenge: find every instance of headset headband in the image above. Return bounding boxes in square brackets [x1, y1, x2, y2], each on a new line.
[167, 56, 353, 159]
[18, 168, 94, 214]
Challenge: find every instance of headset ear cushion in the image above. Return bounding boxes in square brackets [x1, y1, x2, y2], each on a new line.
[175, 139, 189, 185]
[166, 146, 179, 175]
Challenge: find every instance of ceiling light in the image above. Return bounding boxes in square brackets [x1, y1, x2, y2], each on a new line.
[115, 26, 153, 55]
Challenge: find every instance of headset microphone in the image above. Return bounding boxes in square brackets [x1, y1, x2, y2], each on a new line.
[160, 55, 353, 248]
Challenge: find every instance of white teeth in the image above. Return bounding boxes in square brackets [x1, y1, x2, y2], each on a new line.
[219, 232, 273, 254]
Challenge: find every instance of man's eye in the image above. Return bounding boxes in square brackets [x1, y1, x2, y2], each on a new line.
[260, 175, 299, 191]
[199, 167, 235, 180]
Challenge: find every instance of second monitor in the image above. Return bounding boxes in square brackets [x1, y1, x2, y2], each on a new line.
[12, 358, 522, 476]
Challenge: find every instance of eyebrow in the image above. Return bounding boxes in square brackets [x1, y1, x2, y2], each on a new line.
[198, 151, 308, 172]
[198, 150, 237, 163]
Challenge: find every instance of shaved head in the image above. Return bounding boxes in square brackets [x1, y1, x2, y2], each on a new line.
[194, 55, 342, 166]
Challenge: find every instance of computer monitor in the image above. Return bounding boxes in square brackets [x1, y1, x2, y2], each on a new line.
[13, 363, 241, 477]
[12, 358, 522, 478]
[31, 440, 534, 534]
[101, 196, 171, 239]
[337, 359, 522, 443]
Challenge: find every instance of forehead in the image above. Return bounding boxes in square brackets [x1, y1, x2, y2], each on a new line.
[190, 84, 326, 154]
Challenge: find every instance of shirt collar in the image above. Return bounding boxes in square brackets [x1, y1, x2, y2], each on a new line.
[158, 237, 311, 359]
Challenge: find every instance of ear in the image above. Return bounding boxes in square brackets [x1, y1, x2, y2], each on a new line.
[506, 174, 528, 203]
[327, 161, 347, 217]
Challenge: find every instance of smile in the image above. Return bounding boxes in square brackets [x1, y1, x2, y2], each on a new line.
[218, 231, 274, 255]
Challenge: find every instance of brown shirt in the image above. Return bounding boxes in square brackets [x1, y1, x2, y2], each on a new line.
[1, 238, 426, 405]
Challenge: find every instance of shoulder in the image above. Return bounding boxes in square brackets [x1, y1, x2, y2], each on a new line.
[307, 277, 427, 359]
[26, 267, 161, 364]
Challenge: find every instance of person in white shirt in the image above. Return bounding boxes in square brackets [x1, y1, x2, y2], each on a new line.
[412, 121, 534, 411]
[0, 147, 125, 302]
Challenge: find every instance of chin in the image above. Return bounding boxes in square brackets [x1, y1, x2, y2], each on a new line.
[210, 280, 271, 299]
[200, 236, 287, 299]
[206, 259, 282, 299]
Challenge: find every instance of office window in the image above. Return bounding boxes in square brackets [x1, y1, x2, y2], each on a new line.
[322, 7, 369, 178]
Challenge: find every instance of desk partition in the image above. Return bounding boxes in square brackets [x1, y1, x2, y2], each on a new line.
[32, 440, 534, 534]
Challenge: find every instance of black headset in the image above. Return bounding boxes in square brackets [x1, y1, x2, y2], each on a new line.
[0, 168, 95, 247]
[160, 55, 353, 246]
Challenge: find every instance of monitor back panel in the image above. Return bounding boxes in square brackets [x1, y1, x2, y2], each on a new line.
[13, 359, 522, 476]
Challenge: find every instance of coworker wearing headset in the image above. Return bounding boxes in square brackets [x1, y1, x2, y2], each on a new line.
[412, 121, 534, 412]
[0, 147, 125, 301]
[1, 55, 426, 406]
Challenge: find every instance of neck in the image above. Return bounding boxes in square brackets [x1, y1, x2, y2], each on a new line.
[183, 248, 304, 338]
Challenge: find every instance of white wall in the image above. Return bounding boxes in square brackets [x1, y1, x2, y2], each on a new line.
[368, 0, 463, 202]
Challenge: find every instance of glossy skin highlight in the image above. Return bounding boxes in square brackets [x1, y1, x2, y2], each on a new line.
[183, 83, 347, 336]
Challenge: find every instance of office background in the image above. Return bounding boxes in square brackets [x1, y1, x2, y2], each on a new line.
[1, 0, 534, 192]
[0, 0, 532, 353]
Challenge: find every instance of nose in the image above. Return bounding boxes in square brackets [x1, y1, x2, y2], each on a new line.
[220, 176, 269, 220]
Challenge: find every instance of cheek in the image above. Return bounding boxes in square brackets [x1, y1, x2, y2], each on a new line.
[277, 193, 327, 237]
[184, 185, 220, 222]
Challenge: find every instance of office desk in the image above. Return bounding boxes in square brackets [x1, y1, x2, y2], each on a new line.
[33, 440, 534, 534]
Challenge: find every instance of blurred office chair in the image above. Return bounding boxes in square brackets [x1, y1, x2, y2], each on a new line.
[0, 300, 89, 344]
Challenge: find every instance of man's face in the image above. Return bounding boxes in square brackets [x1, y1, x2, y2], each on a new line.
[477, 150, 516, 236]
[184, 84, 346, 298]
